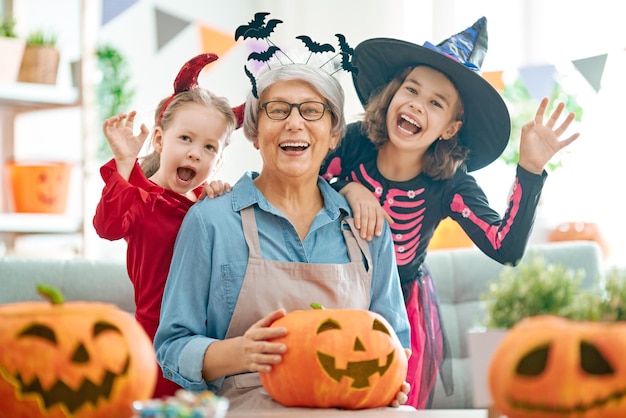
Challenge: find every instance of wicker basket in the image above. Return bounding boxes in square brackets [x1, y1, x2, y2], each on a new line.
[17, 45, 60, 85]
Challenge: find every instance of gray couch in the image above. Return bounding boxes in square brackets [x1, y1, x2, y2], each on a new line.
[0, 240, 605, 409]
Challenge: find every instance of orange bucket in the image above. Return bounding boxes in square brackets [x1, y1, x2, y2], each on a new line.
[5, 161, 71, 214]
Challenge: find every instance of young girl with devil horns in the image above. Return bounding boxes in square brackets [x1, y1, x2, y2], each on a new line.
[93, 53, 243, 398]
[321, 17, 580, 408]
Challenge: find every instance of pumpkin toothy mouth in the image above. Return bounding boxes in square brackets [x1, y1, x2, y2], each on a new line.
[507, 389, 626, 415]
[2, 357, 129, 413]
[316, 350, 395, 389]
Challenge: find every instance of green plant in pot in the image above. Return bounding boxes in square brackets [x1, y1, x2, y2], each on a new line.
[0, 14, 25, 83]
[482, 252, 626, 328]
[18, 29, 60, 84]
[469, 251, 626, 409]
[0, 15, 17, 38]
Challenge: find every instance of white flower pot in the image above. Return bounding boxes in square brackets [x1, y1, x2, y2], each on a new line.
[0, 37, 25, 83]
[467, 329, 508, 409]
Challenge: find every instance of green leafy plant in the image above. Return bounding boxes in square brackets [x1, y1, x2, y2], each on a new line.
[482, 252, 585, 329]
[0, 15, 17, 38]
[24, 29, 58, 46]
[96, 43, 135, 161]
[499, 75, 584, 172]
[482, 252, 626, 329]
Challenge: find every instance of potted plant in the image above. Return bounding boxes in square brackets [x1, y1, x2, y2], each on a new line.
[17, 29, 60, 84]
[0, 15, 25, 83]
[468, 251, 626, 409]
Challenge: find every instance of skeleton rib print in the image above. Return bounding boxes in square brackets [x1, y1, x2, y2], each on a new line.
[352, 164, 425, 266]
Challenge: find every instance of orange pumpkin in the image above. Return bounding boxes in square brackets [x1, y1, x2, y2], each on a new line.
[489, 315, 626, 418]
[0, 285, 157, 418]
[548, 221, 610, 259]
[259, 307, 408, 409]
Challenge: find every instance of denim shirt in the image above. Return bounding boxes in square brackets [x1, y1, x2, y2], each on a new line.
[154, 171, 410, 392]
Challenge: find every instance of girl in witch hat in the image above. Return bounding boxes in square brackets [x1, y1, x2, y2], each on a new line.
[320, 17, 579, 408]
[94, 53, 243, 398]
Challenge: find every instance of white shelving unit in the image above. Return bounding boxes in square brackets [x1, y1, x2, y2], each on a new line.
[0, 80, 82, 251]
[0, 0, 97, 257]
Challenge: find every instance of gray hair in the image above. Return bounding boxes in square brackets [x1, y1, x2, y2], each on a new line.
[242, 64, 346, 141]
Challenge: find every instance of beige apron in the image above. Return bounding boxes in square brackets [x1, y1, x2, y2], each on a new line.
[218, 206, 373, 410]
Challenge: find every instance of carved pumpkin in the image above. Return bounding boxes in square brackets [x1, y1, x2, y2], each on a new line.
[0, 284, 157, 418]
[6, 161, 71, 213]
[259, 306, 408, 409]
[548, 221, 610, 259]
[489, 315, 626, 418]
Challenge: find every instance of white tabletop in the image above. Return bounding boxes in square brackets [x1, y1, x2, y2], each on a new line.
[226, 407, 488, 417]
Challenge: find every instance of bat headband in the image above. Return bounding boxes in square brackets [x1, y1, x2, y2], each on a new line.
[235, 12, 358, 98]
[352, 17, 510, 172]
[157, 53, 245, 129]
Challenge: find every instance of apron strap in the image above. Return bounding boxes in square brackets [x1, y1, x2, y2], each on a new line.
[342, 216, 373, 272]
[241, 206, 262, 259]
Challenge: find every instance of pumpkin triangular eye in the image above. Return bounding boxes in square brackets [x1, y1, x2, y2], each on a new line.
[516, 343, 550, 376]
[580, 341, 614, 375]
[372, 319, 391, 336]
[317, 319, 341, 334]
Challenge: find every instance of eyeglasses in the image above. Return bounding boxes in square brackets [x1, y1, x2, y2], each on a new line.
[259, 101, 331, 121]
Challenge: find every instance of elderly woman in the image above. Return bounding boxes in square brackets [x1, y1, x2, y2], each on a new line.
[154, 62, 411, 410]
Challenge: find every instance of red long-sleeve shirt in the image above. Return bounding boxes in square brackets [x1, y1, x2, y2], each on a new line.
[93, 159, 201, 340]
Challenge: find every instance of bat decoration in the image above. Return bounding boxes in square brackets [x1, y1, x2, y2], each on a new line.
[236, 13, 357, 100]
[296, 35, 335, 64]
[296, 35, 335, 54]
[244, 65, 258, 98]
[247, 46, 281, 63]
[173, 53, 219, 93]
[235, 12, 270, 40]
[337, 52, 358, 75]
[244, 18, 282, 40]
[335, 33, 354, 55]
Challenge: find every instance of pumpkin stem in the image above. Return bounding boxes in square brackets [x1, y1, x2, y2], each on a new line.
[36, 283, 65, 305]
[310, 302, 325, 310]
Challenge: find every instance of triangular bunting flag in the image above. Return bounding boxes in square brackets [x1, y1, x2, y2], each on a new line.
[572, 54, 607, 92]
[155, 8, 191, 51]
[518, 64, 556, 102]
[101, 0, 138, 26]
[198, 24, 237, 61]
[483, 70, 504, 92]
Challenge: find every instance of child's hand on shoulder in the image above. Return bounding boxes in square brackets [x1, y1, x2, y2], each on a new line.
[199, 180, 231, 200]
[341, 183, 394, 241]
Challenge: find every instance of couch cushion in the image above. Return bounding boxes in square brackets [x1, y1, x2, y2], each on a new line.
[0, 258, 134, 313]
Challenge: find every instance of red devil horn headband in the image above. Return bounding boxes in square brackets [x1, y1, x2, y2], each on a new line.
[157, 53, 244, 129]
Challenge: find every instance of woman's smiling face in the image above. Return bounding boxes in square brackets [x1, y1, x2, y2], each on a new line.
[255, 79, 339, 181]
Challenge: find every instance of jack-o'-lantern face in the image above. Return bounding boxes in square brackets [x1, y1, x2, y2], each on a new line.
[489, 315, 626, 418]
[0, 301, 157, 418]
[259, 308, 408, 409]
[35, 169, 64, 208]
[314, 316, 396, 389]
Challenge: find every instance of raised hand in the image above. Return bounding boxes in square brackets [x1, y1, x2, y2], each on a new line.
[103, 111, 150, 176]
[517, 97, 580, 174]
